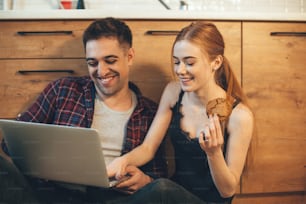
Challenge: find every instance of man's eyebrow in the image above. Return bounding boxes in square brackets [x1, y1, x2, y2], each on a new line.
[86, 57, 96, 62]
[86, 55, 119, 62]
[104, 55, 119, 59]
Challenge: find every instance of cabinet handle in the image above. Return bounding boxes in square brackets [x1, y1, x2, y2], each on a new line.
[18, 69, 75, 74]
[17, 31, 73, 36]
[146, 30, 180, 36]
[270, 32, 306, 37]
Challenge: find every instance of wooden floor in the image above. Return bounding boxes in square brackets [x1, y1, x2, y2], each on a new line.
[233, 191, 305, 204]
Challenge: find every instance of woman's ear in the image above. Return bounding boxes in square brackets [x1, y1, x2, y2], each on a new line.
[211, 55, 223, 71]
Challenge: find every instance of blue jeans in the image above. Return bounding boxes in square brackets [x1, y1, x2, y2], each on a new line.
[107, 178, 231, 204]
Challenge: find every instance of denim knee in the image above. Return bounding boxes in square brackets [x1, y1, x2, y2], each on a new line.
[150, 178, 180, 192]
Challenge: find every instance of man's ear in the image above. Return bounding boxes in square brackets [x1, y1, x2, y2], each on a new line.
[127, 48, 135, 65]
[211, 55, 223, 71]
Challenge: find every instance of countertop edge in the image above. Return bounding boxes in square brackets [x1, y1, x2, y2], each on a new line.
[0, 10, 305, 22]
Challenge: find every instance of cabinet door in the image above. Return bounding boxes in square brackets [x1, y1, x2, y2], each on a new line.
[126, 20, 242, 103]
[0, 59, 88, 118]
[0, 20, 89, 58]
[0, 20, 91, 118]
[242, 22, 306, 193]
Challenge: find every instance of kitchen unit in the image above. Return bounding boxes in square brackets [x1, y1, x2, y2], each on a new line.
[242, 21, 306, 194]
[0, 1, 305, 203]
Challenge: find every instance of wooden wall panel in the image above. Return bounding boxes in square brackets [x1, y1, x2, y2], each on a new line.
[242, 22, 306, 193]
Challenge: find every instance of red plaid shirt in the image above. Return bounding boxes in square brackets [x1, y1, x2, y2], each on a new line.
[7, 76, 167, 178]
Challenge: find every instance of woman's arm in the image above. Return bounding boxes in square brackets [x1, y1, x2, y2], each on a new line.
[199, 104, 254, 197]
[107, 82, 180, 178]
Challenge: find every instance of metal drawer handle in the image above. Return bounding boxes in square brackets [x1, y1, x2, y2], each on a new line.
[146, 30, 180, 36]
[18, 69, 75, 74]
[270, 32, 306, 37]
[17, 31, 73, 36]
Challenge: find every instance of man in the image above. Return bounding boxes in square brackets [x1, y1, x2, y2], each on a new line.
[0, 17, 167, 203]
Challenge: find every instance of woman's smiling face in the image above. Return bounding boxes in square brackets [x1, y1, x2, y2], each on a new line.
[173, 40, 215, 93]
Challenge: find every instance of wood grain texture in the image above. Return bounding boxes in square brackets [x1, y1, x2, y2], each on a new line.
[0, 59, 88, 118]
[242, 22, 306, 193]
[0, 20, 88, 58]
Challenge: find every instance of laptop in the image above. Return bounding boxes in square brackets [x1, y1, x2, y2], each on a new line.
[0, 119, 125, 188]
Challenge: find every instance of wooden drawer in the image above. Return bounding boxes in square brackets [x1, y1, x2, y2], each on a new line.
[242, 22, 306, 193]
[0, 20, 90, 59]
[0, 59, 88, 118]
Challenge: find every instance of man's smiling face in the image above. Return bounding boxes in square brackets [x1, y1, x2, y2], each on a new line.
[85, 37, 134, 98]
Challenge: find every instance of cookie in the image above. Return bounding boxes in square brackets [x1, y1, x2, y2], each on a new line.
[206, 98, 232, 122]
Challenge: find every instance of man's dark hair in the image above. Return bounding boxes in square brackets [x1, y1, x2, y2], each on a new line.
[83, 17, 132, 49]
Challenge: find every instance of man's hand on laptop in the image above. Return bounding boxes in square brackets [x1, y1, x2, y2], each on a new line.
[111, 165, 153, 194]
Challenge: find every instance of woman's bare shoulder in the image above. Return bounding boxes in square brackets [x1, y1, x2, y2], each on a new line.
[161, 81, 182, 108]
[232, 103, 253, 121]
[228, 103, 254, 134]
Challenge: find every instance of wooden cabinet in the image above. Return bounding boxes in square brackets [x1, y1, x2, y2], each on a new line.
[0, 59, 89, 117]
[0, 20, 241, 119]
[241, 22, 306, 195]
[0, 21, 90, 118]
[0, 21, 88, 58]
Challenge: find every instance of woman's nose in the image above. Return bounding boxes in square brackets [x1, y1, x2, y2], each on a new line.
[176, 63, 187, 75]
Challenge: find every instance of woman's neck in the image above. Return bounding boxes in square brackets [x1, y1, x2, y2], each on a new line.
[193, 84, 226, 105]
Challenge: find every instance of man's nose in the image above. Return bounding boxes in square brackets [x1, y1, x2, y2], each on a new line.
[97, 62, 108, 76]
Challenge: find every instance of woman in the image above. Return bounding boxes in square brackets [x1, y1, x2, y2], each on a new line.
[107, 21, 254, 204]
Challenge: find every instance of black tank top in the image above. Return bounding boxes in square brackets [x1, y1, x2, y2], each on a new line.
[168, 90, 239, 202]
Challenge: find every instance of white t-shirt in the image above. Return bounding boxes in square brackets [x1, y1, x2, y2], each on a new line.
[91, 92, 137, 165]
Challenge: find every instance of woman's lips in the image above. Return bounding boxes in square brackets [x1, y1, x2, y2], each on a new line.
[180, 77, 193, 83]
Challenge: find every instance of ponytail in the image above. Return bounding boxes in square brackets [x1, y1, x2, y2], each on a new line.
[216, 56, 250, 108]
